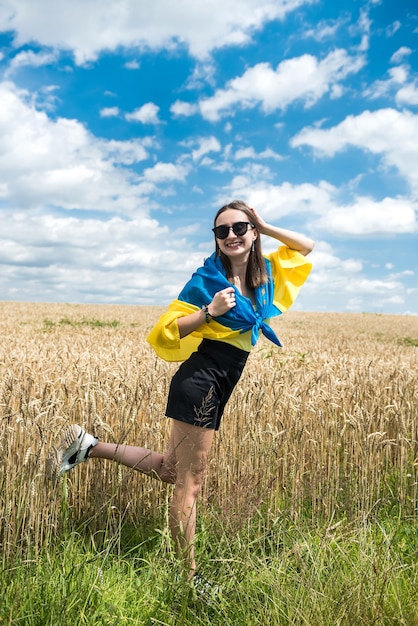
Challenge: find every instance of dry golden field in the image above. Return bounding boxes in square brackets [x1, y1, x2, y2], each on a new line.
[0, 301, 417, 562]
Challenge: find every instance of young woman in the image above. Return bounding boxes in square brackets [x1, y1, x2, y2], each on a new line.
[47, 201, 314, 580]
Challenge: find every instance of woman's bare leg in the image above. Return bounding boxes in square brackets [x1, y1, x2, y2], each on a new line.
[167, 421, 215, 577]
[89, 438, 177, 483]
[89, 420, 215, 575]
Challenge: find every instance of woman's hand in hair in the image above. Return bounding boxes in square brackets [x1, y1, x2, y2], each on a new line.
[248, 207, 268, 235]
[248, 207, 314, 256]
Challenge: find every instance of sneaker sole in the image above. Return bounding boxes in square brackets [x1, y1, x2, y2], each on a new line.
[46, 424, 84, 481]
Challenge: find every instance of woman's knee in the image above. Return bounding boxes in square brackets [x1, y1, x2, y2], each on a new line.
[164, 419, 214, 487]
[159, 458, 177, 484]
[176, 458, 208, 494]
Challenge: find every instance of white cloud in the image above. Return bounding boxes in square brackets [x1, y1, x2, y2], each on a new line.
[124, 59, 140, 69]
[304, 241, 412, 313]
[0, 81, 160, 212]
[142, 162, 190, 183]
[170, 100, 199, 117]
[190, 136, 221, 162]
[390, 66, 409, 83]
[308, 241, 362, 274]
[221, 174, 417, 237]
[396, 84, 418, 106]
[1, 0, 313, 63]
[5, 49, 58, 76]
[304, 17, 346, 41]
[386, 21, 401, 37]
[345, 278, 402, 295]
[364, 65, 408, 99]
[291, 108, 418, 196]
[189, 49, 364, 121]
[354, 8, 372, 52]
[388, 269, 414, 279]
[100, 106, 120, 118]
[0, 87, 208, 308]
[235, 147, 284, 160]
[125, 102, 160, 124]
[221, 177, 335, 221]
[0, 0, 416, 315]
[385, 296, 405, 304]
[0, 209, 203, 303]
[390, 46, 413, 64]
[98, 139, 151, 165]
[313, 196, 417, 235]
[184, 62, 216, 90]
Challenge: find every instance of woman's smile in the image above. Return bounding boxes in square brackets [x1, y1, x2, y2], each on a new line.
[215, 208, 256, 257]
[225, 239, 243, 248]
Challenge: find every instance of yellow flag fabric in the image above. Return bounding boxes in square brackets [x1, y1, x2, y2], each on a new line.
[268, 246, 313, 312]
[146, 300, 244, 362]
[147, 246, 312, 362]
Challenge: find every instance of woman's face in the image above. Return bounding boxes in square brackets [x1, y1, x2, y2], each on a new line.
[214, 209, 257, 261]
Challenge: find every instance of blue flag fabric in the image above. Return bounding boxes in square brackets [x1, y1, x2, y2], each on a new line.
[177, 252, 283, 347]
[147, 246, 312, 362]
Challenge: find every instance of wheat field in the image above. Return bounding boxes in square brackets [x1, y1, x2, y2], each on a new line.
[0, 301, 417, 564]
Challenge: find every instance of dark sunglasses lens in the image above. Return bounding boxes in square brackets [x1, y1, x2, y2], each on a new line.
[213, 225, 229, 239]
[232, 222, 248, 236]
[213, 222, 253, 239]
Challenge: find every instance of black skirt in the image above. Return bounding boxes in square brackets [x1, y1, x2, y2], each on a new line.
[165, 339, 249, 430]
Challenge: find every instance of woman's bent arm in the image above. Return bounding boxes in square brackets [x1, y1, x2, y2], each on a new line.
[250, 208, 315, 256]
[177, 287, 237, 338]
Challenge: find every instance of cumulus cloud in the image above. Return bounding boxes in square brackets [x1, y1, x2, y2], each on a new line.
[390, 46, 413, 64]
[142, 162, 190, 183]
[355, 8, 372, 52]
[175, 49, 365, 121]
[1, 0, 312, 63]
[221, 176, 335, 221]
[221, 175, 417, 237]
[190, 136, 222, 162]
[235, 147, 284, 161]
[0, 0, 416, 314]
[308, 241, 362, 275]
[0, 209, 203, 303]
[291, 108, 418, 196]
[364, 65, 408, 100]
[304, 241, 410, 313]
[304, 17, 346, 42]
[100, 106, 120, 118]
[125, 102, 160, 124]
[396, 84, 418, 106]
[5, 49, 58, 76]
[170, 100, 198, 117]
[124, 59, 140, 69]
[0, 81, 176, 212]
[386, 21, 401, 37]
[313, 196, 417, 235]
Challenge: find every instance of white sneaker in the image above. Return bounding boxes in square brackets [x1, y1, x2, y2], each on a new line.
[193, 573, 220, 598]
[46, 424, 98, 480]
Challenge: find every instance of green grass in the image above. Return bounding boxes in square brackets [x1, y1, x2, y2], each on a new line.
[398, 337, 418, 348]
[43, 317, 121, 329]
[1, 509, 417, 626]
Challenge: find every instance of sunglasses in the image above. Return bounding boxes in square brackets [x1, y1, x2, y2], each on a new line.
[212, 221, 255, 240]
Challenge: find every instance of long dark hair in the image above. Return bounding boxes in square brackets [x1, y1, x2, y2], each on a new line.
[214, 200, 268, 288]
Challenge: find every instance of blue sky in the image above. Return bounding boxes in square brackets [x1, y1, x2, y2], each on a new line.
[0, 0, 417, 314]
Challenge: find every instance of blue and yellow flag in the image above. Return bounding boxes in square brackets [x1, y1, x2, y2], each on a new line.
[147, 246, 312, 362]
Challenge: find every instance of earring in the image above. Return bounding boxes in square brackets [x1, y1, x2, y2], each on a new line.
[251, 241, 255, 253]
